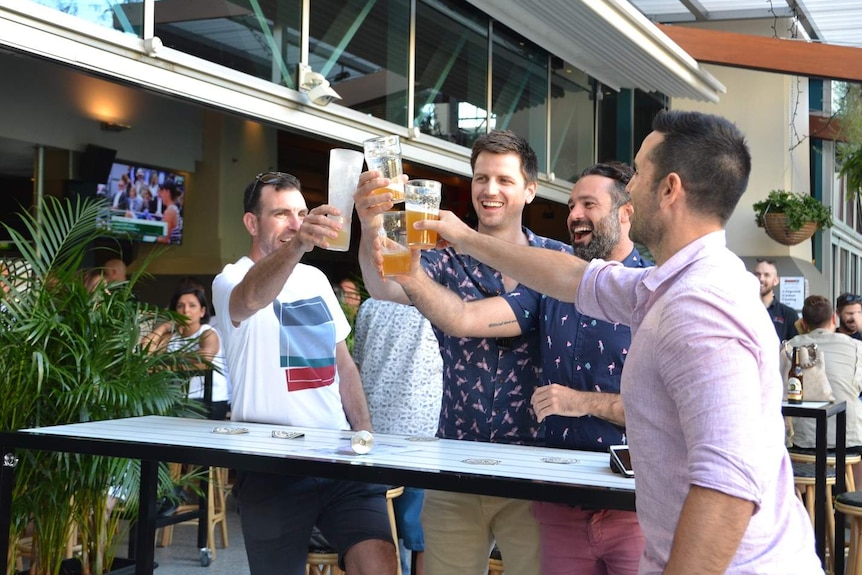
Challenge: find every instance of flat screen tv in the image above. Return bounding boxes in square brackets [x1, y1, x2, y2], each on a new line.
[94, 161, 187, 244]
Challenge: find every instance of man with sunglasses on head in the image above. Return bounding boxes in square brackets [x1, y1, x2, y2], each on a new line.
[752, 258, 799, 341]
[211, 172, 397, 575]
[836, 293, 862, 340]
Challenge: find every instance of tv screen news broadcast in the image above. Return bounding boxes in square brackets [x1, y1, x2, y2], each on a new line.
[95, 162, 186, 245]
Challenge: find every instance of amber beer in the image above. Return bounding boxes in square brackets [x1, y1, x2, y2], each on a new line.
[787, 347, 803, 404]
[378, 211, 411, 276]
[405, 179, 442, 248]
[364, 136, 405, 202]
[407, 209, 439, 248]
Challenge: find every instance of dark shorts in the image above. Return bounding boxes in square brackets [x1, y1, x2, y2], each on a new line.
[393, 486, 424, 551]
[234, 472, 393, 575]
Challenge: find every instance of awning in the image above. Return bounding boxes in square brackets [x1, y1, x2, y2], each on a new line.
[465, 0, 726, 103]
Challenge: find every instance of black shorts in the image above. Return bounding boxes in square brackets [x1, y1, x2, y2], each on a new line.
[234, 472, 393, 574]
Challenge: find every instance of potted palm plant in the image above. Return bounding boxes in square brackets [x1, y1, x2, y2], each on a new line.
[1, 195, 205, 575]
[753, 189, 833, 246]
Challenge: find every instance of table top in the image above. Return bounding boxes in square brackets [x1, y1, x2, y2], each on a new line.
[781, 400, 847, 417]
[0, 416, 636, 510]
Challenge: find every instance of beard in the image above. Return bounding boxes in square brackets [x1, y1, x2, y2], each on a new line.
[571, 213, 621, 261]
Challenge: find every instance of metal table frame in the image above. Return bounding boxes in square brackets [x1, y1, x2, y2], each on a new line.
[0, 416, 635, 575]
[782, 400, 847, 574]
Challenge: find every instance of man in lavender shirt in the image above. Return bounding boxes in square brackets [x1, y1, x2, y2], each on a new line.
[411, 110, 822, 574]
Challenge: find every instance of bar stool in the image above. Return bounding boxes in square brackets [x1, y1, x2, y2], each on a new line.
[793, 461, 836, 570]
[306, 486, 404, 575]
[835, 491, 862, 575]
[158, 466, 230, 560]
[488, 545, 504, 575]
[789, 448, 861, 491]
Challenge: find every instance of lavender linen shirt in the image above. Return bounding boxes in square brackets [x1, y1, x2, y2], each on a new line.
[576, 231, 821, 574]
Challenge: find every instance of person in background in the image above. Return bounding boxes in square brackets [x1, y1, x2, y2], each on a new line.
[352, 298, 443, 575]
[148, 172, 164, 217]
[836, 292, 862, 340]
[354, 130, 569, 575]
[112, 173, 131, 211]
[788, 294, 862, 487]
[753, 258, 799, 341]
[157, 181, 183, 245]
[410, 110, 822, 574]
[212, 171, 396, 575]
[144, 283, 230, 420]
[389, 161, 646, 575]
[333, 277, 362, 323]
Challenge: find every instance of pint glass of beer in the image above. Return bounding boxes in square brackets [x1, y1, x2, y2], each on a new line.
[377, 211, 411, 277]
[405, 179, 442, 248]
[363, 135, 405, 202]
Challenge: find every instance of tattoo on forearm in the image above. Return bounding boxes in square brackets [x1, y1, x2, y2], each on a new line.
[488, 319, 518, 328]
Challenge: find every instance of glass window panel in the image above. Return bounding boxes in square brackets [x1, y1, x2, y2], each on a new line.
[310, 0, 410, 126]
[413, 0, 488, 148]
[30, 0, 143, 36]
[549, 61, 593, 183]
[491, 25, 548, 171]
[154, 0, 302, 87]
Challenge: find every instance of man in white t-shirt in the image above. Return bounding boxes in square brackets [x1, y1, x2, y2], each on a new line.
[211, 171, 397, 575]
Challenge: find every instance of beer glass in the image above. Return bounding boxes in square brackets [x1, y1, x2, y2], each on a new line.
[405, 179, 442, 248]
[326, 148, 364, 251]
[363, 135, 405, 202]
[377, 211, 411, 277]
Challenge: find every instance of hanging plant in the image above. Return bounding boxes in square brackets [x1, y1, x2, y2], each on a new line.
[753, 190, 833, 246]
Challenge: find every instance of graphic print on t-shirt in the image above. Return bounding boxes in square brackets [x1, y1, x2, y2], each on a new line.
[272, 297, 337, 391]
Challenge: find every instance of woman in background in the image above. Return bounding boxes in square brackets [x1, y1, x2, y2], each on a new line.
[146, 284, 230, 419]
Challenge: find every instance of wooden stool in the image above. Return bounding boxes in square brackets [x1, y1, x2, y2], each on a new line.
[159, 466, 229, 560]
[306, 486, 404, 575]
[488, 544, 504, 575]
[789, 449, 861, 491]
[793, 461, 836, 571]
[836, 492, 862, 575]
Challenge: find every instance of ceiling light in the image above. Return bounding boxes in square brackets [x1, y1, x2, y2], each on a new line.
[100, 122, 132, 132]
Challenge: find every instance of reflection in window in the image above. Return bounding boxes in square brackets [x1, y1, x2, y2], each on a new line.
[550, 62, 593, 183]
[310, 0, 410, 126]
[492, 24, 548, 172]
[154, 0, 302, 87]
[413, 0, 488, 148]
[32, 0, 143, 36]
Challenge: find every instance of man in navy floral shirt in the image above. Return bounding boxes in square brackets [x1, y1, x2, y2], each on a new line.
[354, 131, 567, 575]
[388, 162, 648, 575]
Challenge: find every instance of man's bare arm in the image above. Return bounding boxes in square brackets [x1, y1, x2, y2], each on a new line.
[531, 385, 625, 425]
[662, 486, 754, 575]
[418, 211, 588, 303]
[393, 253, 521, 337]
[229, 208, 340, 325]
[335, 340, 373, 431]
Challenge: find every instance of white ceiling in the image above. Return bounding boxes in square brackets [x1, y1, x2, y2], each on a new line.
[630, 0, 862, 48]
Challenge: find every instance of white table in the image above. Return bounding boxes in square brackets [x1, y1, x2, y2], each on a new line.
[0, 415, 635, 575]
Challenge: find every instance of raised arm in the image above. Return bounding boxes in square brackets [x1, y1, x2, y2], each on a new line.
[393, 252, 522, 338]
[229, 207, 340, 324]
[419, 211, 588, 303]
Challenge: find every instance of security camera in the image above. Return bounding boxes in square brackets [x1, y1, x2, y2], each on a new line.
[307, 82, 342, 106]
[297, 64, 342, 107]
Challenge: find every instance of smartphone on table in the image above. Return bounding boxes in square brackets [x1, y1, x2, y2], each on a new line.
[609, 445, 635, 478]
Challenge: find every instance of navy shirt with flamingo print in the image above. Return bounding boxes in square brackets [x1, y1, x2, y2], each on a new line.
[504, 248, 649, 452]
[420, 227, 570, 446]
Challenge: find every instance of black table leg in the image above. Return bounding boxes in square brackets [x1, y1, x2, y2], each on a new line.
[835, 411, 847, 575]
[814, 410, 827, 569]
[0, 450, 17, 575]
[132, 459, 159, 575]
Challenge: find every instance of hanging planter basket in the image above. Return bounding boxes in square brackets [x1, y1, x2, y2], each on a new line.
[762, 213, 818, 246]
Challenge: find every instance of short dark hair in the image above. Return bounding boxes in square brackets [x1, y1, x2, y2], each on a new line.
[579, 161, 634, 209]
[802, 295, 833, 329]
[159, 180, 182, 201]
[470, 130, 538, 186]
[169, 286, 211, 324]
[243, 172, 302, 215]
[649, 110, 751, 224]
[837, 293, 862, 312]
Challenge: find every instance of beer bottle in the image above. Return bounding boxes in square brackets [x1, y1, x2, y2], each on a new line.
[787, 347, 804, 404]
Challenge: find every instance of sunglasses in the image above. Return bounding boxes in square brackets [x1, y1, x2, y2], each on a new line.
[255, 171, 293, 187]
[839, 293, 862, 304]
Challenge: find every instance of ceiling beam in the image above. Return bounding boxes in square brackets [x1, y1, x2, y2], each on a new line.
[657, 24, 862, 83]
[679, 0, 709, 21]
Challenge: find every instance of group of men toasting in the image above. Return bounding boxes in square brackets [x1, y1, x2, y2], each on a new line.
[214, 110, 823, 575]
